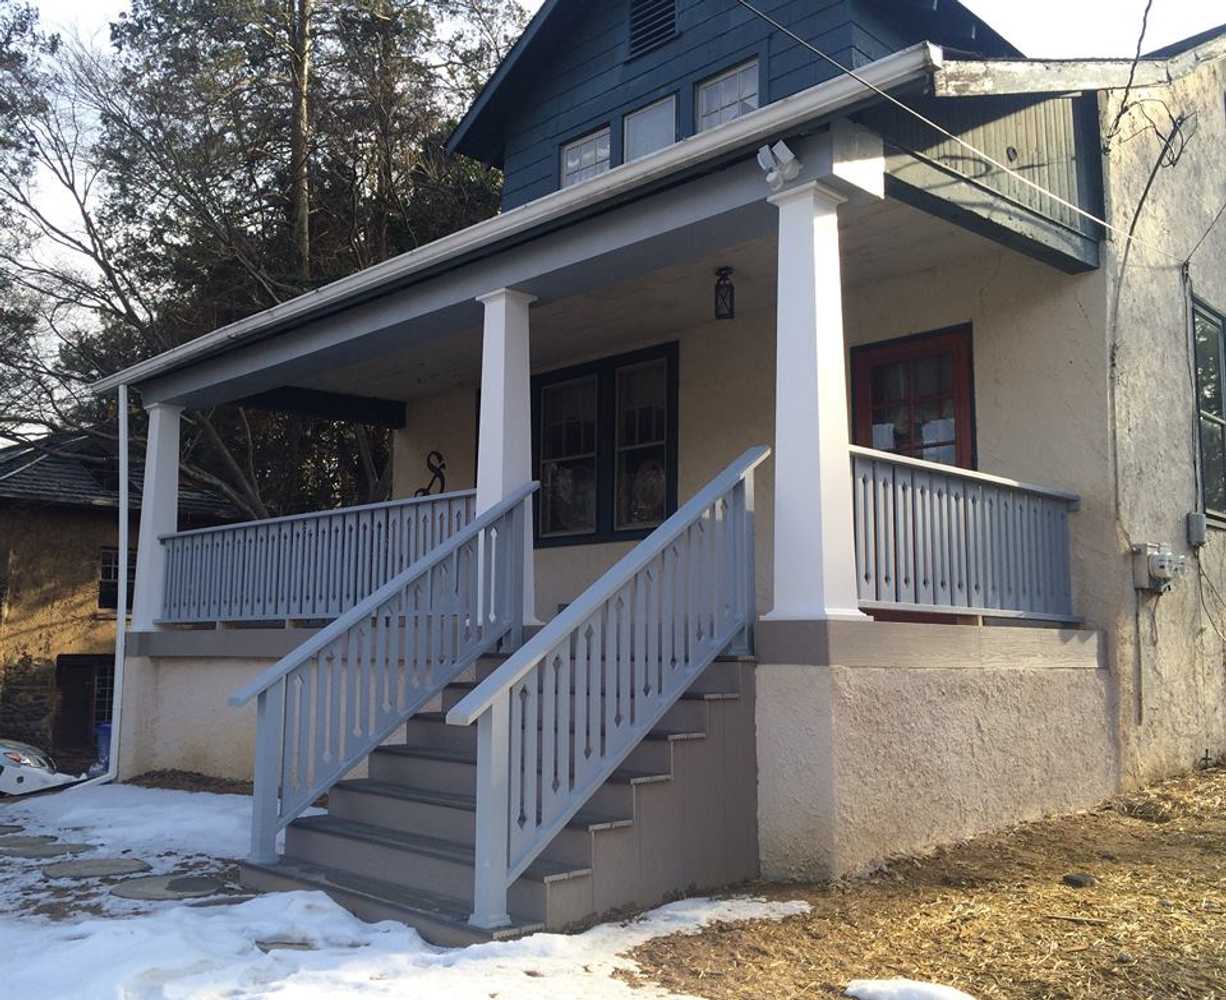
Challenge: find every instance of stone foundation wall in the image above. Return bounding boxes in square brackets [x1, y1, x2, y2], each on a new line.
[0, 657, 56, 749]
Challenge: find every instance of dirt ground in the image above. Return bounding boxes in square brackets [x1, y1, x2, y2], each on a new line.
[627, 766, 1226, 1000]
[128, 769, 254, 796]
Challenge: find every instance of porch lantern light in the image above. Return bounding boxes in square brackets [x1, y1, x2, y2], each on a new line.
[714, 266, 735, 321]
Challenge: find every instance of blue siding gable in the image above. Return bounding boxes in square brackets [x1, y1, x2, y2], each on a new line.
[449, 0, 1020, 211]
[500, 0, 861, 210]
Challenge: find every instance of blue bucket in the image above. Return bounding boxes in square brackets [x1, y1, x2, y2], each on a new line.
[95, 722, 113, 770]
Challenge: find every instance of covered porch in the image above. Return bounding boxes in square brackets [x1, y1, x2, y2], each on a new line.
[131, 136, 1087, 638]
[102, 111, 1112, 933]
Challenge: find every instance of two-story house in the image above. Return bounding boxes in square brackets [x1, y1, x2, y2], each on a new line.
[88, 1, 1226, 946]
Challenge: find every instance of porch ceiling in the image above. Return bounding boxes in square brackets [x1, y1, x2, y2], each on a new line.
[288, 197, 997, 402]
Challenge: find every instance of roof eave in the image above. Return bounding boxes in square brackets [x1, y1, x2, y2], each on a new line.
[91, 41, 944, 399]
[934, 28, 1226, 98]
[446, 0, 563, 165]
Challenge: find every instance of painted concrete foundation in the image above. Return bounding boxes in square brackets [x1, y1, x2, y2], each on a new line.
[755, 621, 1117, 879]
[117, 655, 269, 780]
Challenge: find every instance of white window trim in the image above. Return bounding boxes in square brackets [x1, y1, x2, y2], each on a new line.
[697, 59, 760, 133]
[560, 127, 612, 189]
[623, 95, 677, 163]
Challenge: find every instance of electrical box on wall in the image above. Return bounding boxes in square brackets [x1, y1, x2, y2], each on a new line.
[1188, 512, 1208, 548]
[1132, 543, 1187, 593]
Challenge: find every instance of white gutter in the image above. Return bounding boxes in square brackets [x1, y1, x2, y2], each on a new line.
[89, 41, 943, 398]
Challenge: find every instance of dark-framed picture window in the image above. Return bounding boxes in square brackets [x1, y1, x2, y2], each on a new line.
[851, 325, 976, 469]
[533, 343, 678, 546]
[1193, 300, 1226, 519]
[98, 546, 136, 611]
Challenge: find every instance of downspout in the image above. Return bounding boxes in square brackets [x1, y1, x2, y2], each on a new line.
[71, 383, 129, 789]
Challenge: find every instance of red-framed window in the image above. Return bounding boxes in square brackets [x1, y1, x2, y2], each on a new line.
[851, 325, 975, 469]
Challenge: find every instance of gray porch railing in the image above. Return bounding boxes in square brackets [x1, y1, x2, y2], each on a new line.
[446, 446, 769, 929]
[160, 490, 476, 624]
[229, 483, 537, 864]
[850, 445, 1080, 621]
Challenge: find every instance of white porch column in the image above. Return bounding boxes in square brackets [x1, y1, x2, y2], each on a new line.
[766, 181, 866, 622]
[476, 288, 539, 625]
[131, 402, 183, 630]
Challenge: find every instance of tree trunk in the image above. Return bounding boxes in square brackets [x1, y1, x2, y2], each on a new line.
[289, 0, 314, 284]
[374, 0, 395, 263]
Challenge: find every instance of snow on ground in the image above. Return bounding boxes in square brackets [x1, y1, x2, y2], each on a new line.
[4, 782, 256, 858]
[846, 980, 977, 1000]
[0, 891, 809, 1000]
[1, 784, 810, 999]
[0, 783, 319, 920]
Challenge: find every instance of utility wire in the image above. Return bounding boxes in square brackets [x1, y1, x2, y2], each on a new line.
[1186, 196, 1226, 264]
[732, 0, 1185, 262]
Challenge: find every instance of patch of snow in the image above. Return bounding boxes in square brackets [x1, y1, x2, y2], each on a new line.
[0, 783, 320, 919]
[2, 783, 809, 998]
[2, 783, 259, 858]
[0, 891, 810, 999]
[847, 979, 977, 1000]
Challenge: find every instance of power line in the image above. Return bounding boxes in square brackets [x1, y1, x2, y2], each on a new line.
[1186, 196, 1226, 264]
[732, 0, 1185, 262]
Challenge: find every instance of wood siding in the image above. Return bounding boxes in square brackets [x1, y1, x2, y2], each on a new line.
[500, 0, 864, 209]
[860, 93, 1105, 270]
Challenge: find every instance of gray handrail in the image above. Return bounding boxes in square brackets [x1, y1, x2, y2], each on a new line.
[449, 446, 768, 929]
[230, 483, 537, 708]
[849, 446, 1080, 505]
[160, 489, 476, 541]
[161, 491, 477, 624]
[851, 448, 1079, 620]
[446, 446, 770, 728]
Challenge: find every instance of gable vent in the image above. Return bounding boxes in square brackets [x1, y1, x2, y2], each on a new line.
[628, 0, 677, 59]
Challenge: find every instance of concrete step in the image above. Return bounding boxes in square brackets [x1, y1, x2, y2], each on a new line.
[328, 778, 633, 865]
[285, 814, 593, 925]
[239, 856, 543, 947]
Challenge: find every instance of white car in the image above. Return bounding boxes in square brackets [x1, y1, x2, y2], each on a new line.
[0, 739, 79, 796]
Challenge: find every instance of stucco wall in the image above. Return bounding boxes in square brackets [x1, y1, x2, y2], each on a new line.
[1095, 53, 1226, 784]
[392, 389, 478, 501]
[0, 505, 128, 665]
[756, 623, 1117, 879]
[117, 655, 267, 779]
[117, 653, 406, 782]
[390, 240, 1106, 625]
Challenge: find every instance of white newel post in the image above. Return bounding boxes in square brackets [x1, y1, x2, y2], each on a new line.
[131, 402, 183, 630]
[477, 288, 539, 626]
[766, 181, 867, 622]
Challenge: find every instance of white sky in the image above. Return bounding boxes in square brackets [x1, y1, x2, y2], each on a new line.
[35, 0, 1226, 61]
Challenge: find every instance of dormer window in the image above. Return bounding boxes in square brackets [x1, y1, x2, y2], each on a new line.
[624, 96, 677, 162]
[697, 61, 760, 132]
[628, 0, 677, 60]
[561, 128, 611, 189]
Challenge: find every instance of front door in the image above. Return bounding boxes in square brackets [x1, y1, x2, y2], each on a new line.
[851, 325, 975, 469]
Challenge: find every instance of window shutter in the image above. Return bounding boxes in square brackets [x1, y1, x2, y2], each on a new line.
[628, 0, 676, 59]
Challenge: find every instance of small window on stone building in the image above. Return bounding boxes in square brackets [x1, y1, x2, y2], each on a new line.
[98, 547, 136, 611]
